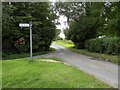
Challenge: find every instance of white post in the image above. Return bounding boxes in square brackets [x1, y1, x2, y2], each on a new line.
[30, 22, 32, 61]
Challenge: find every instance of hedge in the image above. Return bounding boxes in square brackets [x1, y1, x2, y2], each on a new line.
[85, 37, 120, 55]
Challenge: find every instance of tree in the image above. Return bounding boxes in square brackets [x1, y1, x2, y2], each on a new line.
[2, 3, 17, 53]
[54, 2, 84, 25]
[104, 2, 120, 37]
[67, 16, 97, 49]
[93, 2, 120, 37]
[2, 2, 57, 53]
[63, 2, 104, 48]
[54, 29, 61, 40]
[64, 28, 69, 40]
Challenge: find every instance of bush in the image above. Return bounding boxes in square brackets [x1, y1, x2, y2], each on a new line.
[75, 43, 85, 49]
[85, 38, 103, 53]
[85, 37, 120, 55]
[65, 16, 97, 49]
[55, 36, 63, 41]
[103, 38, 119, 54]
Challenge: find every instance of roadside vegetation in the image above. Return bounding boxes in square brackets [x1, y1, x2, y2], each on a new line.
[2, 58, 111, 88]
[2, 48, 55, 60]
[54, 2, 120, 65]
[2, 2, 58, 59]
[54, 40, 118, 65]
[2, 2, 120, 89]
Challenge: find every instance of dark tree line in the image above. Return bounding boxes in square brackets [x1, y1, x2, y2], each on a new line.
[2, 2, 58, 54]
[2, 2, 120, 54]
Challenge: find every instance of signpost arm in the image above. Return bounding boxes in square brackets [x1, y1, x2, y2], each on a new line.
[30, 22, 32, 61]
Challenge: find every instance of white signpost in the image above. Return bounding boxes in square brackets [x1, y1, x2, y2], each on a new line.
[19, 23, 30, 27]
[19, 22, 33, 61]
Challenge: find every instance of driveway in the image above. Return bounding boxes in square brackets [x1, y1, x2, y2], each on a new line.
[34, 44, 119, 88]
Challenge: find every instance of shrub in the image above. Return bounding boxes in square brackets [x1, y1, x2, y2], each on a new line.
[102, 38, 119, 55]
[85, 38, 103, 53]
[85, 37, 120, 55]
[65, 16, 97, 49]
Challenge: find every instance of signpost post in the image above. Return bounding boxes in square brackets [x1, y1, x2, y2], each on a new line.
[29, 22, 32, 61]
[19, 22, 33, 61]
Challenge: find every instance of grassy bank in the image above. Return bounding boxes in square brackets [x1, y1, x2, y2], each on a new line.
[2, 58, 110, 88]
[54, 40, 118, 65]
[2, 48, 55, 60]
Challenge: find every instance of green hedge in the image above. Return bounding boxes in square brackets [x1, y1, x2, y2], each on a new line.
[85, 37, 120, 55]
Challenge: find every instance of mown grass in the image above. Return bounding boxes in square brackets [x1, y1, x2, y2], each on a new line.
[54, 40, 119, 65]
[53, 40, 74, 48]
[2, 58, 111, 88]
[2, 48, 55, 60]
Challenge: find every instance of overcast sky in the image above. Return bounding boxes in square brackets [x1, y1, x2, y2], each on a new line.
[56, 15, 68, 39]
[50, 1, 68, 39]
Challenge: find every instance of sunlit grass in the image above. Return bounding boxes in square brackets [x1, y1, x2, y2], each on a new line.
[2, 58, 110, 88]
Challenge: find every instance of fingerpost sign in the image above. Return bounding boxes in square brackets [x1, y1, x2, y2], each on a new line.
[19, 22, 33, 61]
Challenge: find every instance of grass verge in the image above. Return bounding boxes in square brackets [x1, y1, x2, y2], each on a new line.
[2, 58, 111, 88]
[54, 40, 118, 65]
[2, 48, 55, 60]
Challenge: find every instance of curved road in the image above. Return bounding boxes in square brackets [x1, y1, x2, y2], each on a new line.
[34, 44, 119, 88]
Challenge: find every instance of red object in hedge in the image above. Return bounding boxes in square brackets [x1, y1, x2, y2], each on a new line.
[15, 38, 25, 46]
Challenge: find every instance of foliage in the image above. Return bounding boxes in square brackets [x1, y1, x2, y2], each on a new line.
[2, 2, 57, 53]
[62, 2, 105, 49]
[105, 2, 120, 37]
[64, 28, 69, 40]
[63, 2, 120, 49]
[54, 2, 84, 24]
[85, 37, 120, 55]
[2, 3, 17, 53]
[96, 2, 120, 37]
[70, 48, 119, 65]
[55, 36, 63, 40]
[54, 29, 61, 40]
[66, 16, 97, 49]
[2, 48, 55, 60]
[85, 38, 103, 53]
[54, 40, 118, 64]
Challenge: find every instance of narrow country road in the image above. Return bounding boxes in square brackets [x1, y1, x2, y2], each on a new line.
[34, 44, 119, 88]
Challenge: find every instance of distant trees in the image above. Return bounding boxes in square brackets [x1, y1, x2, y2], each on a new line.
[54, 29, 62, 40]
[2, 2, 57, 53]
[54, 2, 84, 25]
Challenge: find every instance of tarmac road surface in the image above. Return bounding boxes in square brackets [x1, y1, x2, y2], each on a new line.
[34, 44, 119, 88]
